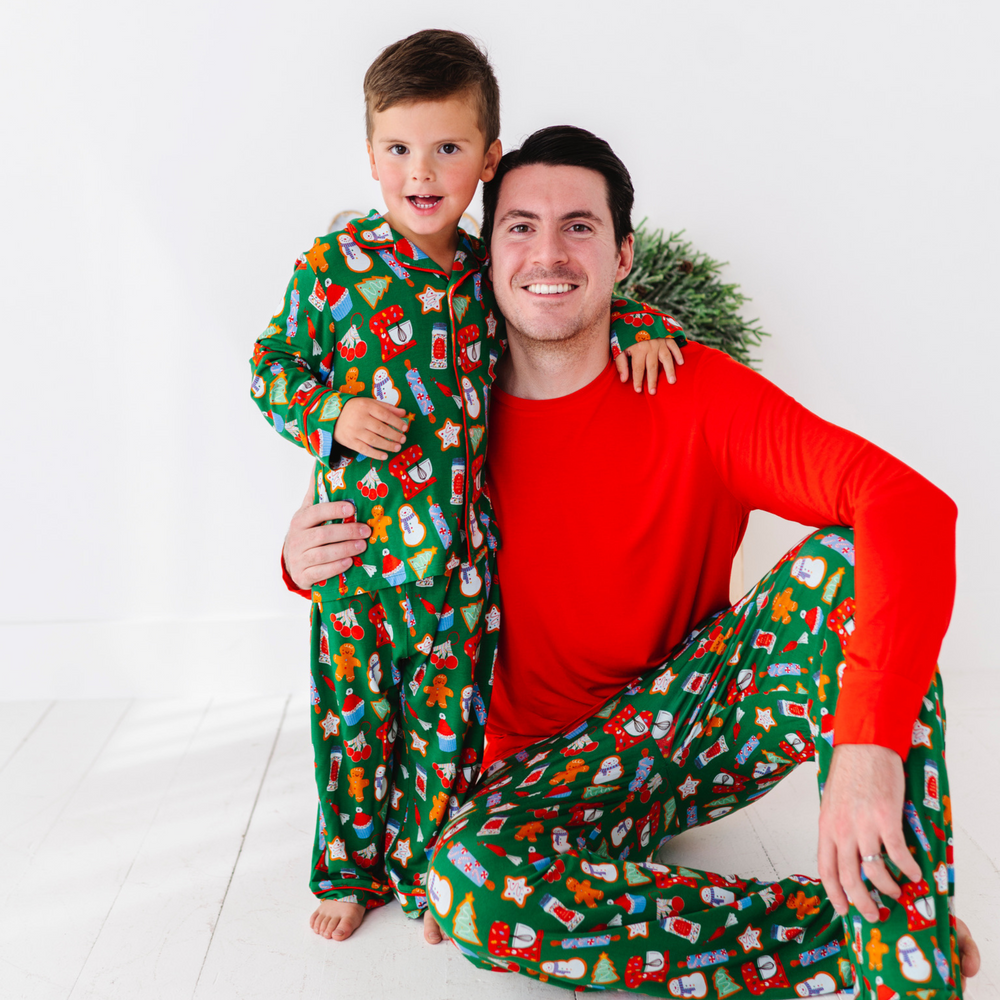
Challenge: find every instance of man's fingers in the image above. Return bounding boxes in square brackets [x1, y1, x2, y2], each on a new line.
[840, 855, 878, 922]
[818, 839, 850, 917]
[883, 828, 923, 885]
[860, 854, 900, 901]
[294, 501, 358, 527]
[614, 353, 630, 383]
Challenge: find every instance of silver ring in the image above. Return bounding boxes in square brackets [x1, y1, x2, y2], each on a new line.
[861, 854, 882, 863]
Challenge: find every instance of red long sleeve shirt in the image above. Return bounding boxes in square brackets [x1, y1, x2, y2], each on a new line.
[482, 344, 956, 766]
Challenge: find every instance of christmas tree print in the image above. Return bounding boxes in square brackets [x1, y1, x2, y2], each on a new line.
[407, 547, 438, 580]
[453, 295, 471, 323]
[713, 966, 742, 998]
[591, 952, 620, 985]
[355, 275, 393, 308]
[452, 892, 481, 944]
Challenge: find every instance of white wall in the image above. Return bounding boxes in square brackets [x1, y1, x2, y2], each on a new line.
[2, 0, 997, 697]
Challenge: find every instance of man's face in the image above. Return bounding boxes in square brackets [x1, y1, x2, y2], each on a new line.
[489, 163, 633, 344]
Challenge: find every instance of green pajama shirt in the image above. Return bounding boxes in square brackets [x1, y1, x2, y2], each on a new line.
[428, 529, 961, 997]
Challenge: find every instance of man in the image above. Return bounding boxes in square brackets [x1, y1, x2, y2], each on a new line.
[284, 127, 979, 993]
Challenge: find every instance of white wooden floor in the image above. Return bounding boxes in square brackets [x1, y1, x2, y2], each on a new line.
[1, 672, 997, 1000]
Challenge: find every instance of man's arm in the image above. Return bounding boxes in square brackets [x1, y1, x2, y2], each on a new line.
[695, 347, 957, 920]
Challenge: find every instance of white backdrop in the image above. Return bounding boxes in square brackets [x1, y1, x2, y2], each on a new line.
[2, 1, 997, 697]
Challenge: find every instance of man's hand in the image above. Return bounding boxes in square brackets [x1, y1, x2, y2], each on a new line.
[614, 337, 684, 394]
[817, 744, 923, 922]
[284, 495, 371, 590]
[333, 396, 410, 462]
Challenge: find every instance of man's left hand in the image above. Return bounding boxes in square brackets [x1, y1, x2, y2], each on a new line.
[817, 743, 922, 922]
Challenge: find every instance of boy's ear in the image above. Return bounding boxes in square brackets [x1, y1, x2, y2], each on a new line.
[480, 139, 502, 183]
[367, 141, 379, 182]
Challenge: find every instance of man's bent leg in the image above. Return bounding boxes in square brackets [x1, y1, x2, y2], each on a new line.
[427, 529, 961, 994]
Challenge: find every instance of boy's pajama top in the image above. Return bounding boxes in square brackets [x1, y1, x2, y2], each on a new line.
[251, 213, 676, 911]
[425, 346, 963, 995]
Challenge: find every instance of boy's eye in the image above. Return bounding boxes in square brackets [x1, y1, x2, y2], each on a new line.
[388, 144, 408, 155]
[439, 143, 459, 155]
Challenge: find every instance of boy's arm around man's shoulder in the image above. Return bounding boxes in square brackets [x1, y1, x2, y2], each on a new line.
[610, 297, 687, 393]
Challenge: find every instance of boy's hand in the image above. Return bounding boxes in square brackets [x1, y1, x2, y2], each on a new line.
[333, 396, 410, 461]
[615, 337, 684, 394]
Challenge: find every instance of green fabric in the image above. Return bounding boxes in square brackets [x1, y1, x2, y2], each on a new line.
[309, 560, 500, 912]
[427, 529, 961, 996]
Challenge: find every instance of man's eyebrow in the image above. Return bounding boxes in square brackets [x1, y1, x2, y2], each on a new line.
[497, 209, 605, 224]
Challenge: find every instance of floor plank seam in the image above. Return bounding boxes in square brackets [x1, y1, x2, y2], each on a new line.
[65, 699, 215, 1000]
[192, 694, 292, 998]
[0, 701, 56, 776]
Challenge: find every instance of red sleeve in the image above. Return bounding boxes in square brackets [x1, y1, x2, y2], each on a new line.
[281, 552, 313, 600]
[696, 348, 957, 759]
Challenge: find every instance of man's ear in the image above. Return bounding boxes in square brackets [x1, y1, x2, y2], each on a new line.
[367, 141, 379, 182]
[615, 233, 635, 283]
[480, 139, 503, 182]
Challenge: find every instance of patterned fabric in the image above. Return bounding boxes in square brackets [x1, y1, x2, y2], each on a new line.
[428, 529, 961, 996]
[310, 559, 501, 912]
[250, 211, 685, 599]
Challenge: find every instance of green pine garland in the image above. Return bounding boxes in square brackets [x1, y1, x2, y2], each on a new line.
[615, 222, 768, 368]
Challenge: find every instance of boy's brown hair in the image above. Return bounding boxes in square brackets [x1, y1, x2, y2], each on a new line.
[364, 29, 500, 148]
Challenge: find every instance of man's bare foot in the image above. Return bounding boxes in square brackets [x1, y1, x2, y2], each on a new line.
[957, 917, 981, 989]
[424, 911, 449, 945]
[310, 899, 365, 941]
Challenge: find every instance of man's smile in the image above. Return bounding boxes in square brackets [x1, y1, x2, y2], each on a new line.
[524, 283, 576, 295]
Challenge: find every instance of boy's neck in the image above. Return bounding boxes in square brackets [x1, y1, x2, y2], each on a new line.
[384, 213, 459, 274]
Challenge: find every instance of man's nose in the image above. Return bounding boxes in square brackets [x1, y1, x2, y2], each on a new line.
[531, 227, 570, 268]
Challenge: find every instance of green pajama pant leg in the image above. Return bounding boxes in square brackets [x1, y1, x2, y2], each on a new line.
[309, 553, 499, 914]
[428, 528, 961, 996]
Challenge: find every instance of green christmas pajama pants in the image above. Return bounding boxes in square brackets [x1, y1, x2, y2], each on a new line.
[309, 553, 499, 913]
[427, 529, 961, 996]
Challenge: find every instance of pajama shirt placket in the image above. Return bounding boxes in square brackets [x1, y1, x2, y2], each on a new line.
[311, 562, 501, 912]
[428, 529, 961, 996]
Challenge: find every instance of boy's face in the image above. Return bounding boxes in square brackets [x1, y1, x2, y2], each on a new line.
[368, 94, 501, 244]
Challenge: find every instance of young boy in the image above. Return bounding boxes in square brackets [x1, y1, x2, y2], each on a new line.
[250, 29, 683, 943]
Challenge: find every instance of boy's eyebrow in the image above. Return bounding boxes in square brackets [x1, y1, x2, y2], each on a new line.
[378, 134, 476, 144]
[498, 209, 605, 224]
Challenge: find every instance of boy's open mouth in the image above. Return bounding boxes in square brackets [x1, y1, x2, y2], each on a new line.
[407, 195, 443, 211]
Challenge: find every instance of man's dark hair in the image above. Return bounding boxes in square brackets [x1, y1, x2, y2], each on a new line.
[363, 29, 501, 147]
[481, 125, 634, 248]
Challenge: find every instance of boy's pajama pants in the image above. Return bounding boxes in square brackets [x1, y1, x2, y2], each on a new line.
[309, 554, 499, 914]
[428, 529, 962, 996]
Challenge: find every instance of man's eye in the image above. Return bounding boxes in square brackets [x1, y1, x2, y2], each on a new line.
[439, 143, 459, 154]
[389, 144, 407, 155]
[510, 224, 530, 233]
[568, 224, 592, 232]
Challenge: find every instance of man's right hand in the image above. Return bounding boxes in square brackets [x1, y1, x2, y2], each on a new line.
[283, 498, 371, 590]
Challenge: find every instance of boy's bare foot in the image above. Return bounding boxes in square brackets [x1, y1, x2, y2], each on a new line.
[310, 899, 365, 941]
[424, 911, 449, 945]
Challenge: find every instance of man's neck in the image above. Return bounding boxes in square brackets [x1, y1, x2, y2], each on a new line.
[496, 319, 612, 401]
